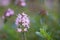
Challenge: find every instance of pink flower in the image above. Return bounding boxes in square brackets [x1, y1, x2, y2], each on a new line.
[4, 8, 14, 17]
[21, 2, 26, 7]
[15, 12, 30, 32]
[2, 8, 14, 23]
[5, 12, 10, 16]
[2, 16, 5, 19]
[20, 0, 26, 7]
[15, 0, 26, 7]
[24, 28, 28, 32]
[17, 28, 22, 32]
[7, 8, 14, 16]
[0, 0, 10, 6]
[15, 12, 30, 27]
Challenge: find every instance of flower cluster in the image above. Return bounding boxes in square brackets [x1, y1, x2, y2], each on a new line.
[2, 8, 14, 19]
[15, 12, 30, 32]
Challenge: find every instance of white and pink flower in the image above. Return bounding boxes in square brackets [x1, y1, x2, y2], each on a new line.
[15, 12, 30, 32]
[17, 28, 22, 32]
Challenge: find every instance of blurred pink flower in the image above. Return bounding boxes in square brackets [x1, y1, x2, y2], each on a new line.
[21, 2, 26, 7]
[24, 28, 28, 32]
[7, 8, 14, 16]
[17, 28, 22, 32]
[5, 12, 10, 16]
[4, 8, 14, 17]
[15, 0, 26, 7]
[2, 16, 5, 19]
[15, 14, 22, 26]
[0, 0, 10, 6]
[2, 8, 14, 23]
[15, 12, 30, 32]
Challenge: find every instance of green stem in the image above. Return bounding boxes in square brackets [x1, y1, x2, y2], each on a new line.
[22, 32, 27, 40]
[24, 32, 27, 40]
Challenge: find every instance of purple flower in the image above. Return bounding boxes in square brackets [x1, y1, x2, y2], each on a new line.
[17, 28, 22, 32]
[15, 0, 26, 7]
[2, 8, 14, 18]
[21, 2, 26, 7]
[20, 0, 26, 7]
[2, 8, 14, 23]
[15, 12, 30, 32]
[7, 8, 14, 16]
[5, 12, 10, 17]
